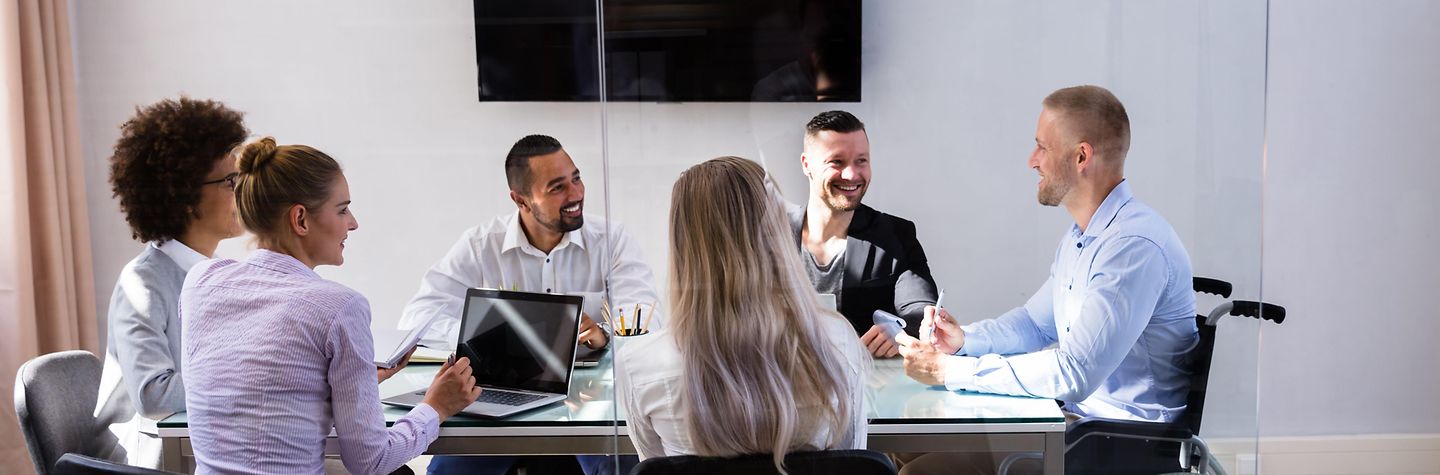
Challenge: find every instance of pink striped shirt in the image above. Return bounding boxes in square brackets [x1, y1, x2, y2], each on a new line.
[180, 249, 438, 475]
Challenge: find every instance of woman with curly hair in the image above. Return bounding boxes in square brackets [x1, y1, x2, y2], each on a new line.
[94, 97, 248, 468]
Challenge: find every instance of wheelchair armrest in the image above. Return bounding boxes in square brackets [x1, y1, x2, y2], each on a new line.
[1066, 416, 1195, 445]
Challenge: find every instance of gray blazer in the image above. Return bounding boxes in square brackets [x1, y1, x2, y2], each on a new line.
[95, 245, 188, 467]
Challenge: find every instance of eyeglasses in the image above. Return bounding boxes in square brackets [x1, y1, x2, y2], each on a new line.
[201, 172, 239, 190]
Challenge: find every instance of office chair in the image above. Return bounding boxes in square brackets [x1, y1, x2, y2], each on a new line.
[630, 449, 897, 475]
[1000, 277, 1286, 475]
[53, 453, 179, 475]
[14, 350, 114, 475]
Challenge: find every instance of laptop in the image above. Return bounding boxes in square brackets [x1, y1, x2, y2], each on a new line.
[817, 293, 837, 311]
[383, 289, 582, 418]
[574, 345, 606, 368]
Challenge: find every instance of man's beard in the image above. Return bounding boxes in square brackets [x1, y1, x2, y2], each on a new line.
[821, 181, 866, 212]
[1037, 175, 1070, 207]
[533, 204, 584, 233]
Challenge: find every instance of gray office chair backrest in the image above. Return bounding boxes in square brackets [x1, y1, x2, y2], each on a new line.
[14, 350, 105, 475]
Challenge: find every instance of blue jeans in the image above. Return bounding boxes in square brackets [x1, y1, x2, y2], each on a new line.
[426, 455, 639, 475]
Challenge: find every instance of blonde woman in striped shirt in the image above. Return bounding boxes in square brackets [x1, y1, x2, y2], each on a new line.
[180, 138, 480, 474]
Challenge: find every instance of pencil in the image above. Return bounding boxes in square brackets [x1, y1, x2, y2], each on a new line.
[636, 307, 643, 334]
[599, 305, 615, 330]
[618, 309, 628, 336]
[642, 301, 657, 333]
[601, 298, 615, 331]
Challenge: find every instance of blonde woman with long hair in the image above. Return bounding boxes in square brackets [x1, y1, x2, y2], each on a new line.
[615, 156, 869, 471]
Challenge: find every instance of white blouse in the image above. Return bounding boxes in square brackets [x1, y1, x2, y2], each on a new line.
[614, 313, 869, 460]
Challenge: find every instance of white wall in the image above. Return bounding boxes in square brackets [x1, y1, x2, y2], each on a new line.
[1261, 0, 1440, 437]
[75, 0, 1274, 437]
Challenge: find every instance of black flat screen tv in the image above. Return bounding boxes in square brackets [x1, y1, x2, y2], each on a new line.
[474, 0, 861, 102]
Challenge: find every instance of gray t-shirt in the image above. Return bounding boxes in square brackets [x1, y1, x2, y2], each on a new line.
[802, 243, 845, 308]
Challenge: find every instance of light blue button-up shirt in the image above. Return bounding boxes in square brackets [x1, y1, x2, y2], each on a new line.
[943, 181, 1197, 422]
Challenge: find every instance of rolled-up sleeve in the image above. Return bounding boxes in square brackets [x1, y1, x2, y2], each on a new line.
[402, 227, 485, 349]
[605, 223, 663, 331]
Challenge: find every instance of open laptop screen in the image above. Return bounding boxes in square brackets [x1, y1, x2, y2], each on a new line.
[456, 289, 581, 395]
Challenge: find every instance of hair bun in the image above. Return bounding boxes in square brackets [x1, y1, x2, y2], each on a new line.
[237, 137, 279, 174]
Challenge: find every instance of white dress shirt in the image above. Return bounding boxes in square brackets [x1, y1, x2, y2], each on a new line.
[614, 314, 868, 460]
[400, 212, 661, 349]
[155, 238, 209, 270]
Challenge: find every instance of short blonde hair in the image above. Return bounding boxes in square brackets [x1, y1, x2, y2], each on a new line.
[1043, 85, 1131, 161]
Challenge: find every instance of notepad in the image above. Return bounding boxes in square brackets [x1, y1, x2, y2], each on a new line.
[374, 323, 430, 369]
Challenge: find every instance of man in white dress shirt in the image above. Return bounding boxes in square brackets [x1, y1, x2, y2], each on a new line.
[400, 134, 659, 475]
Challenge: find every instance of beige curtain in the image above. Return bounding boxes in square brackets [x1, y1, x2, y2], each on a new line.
[1, 0, 98, 472]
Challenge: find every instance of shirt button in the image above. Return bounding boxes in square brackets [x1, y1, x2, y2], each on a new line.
[546, 288, 552, 293]
[1076, 242, 1083, 248]
[546, 258, 550, 263]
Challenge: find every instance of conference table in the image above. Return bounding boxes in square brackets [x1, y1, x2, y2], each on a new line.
[157, 355, 1064, 473]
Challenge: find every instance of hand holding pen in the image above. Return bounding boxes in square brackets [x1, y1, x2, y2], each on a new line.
[921, 289, 944, 344]
[924, 290, 967, 355]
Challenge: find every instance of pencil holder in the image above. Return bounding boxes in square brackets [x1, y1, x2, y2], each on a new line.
[614, 328, 650, 338]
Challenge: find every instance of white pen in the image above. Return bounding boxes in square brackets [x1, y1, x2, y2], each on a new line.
[924, 289, 945, 342]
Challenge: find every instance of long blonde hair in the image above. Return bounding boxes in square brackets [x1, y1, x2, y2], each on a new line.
[668, 156, 861, 470]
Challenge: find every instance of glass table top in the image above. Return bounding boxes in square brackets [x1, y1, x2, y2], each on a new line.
[160, 351, 1062, 428]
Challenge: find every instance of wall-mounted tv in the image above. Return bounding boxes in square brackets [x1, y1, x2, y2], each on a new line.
[474, 0, 861, 102]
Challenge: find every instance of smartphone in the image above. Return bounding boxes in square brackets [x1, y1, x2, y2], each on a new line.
[872, 310, 907, 343]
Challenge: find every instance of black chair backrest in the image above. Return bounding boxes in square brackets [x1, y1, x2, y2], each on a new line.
[631, 449, 896, 475]
[1181, 314, 1219, 436]
[52, 451, 178, 475]
[53, 453, 180, 475]
[14, 351, 106, 475]
[1180, 277, 1231, 435]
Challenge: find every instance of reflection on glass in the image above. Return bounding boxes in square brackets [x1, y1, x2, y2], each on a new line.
[458, 295, 580, 393]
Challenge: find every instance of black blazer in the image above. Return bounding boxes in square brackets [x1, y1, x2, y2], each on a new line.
[789, 203, 939, 336]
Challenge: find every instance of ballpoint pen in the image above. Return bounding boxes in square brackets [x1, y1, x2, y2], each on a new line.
[924, 289, 945, 342]
[632, 304, 641, 335]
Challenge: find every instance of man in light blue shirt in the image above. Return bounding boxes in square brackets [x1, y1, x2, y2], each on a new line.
[899, 85, 1197, 425]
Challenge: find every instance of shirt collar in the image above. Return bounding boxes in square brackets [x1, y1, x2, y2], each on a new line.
[1076, 179, 1134, 238]
[501, 211, 587, 255]
[245, 248, 321, 280]
[151, 239, 208, 271]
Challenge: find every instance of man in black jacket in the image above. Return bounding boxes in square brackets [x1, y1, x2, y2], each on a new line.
[790, 110, 938, 358]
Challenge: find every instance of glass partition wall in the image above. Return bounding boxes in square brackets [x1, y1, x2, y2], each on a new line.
[73, 1, 1266, 473]
[593, 1, 1269, 474]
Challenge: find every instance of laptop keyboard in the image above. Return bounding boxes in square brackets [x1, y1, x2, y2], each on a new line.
[412, 388, 549, 406]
